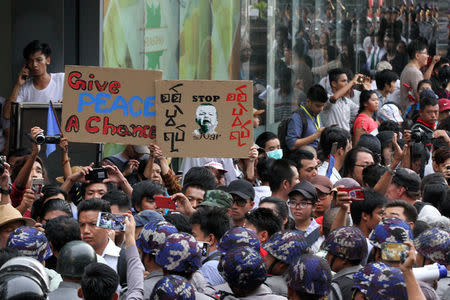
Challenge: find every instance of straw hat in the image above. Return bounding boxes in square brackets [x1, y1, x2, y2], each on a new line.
[56, 166, 83, 184]
[0, 203, 35, 228]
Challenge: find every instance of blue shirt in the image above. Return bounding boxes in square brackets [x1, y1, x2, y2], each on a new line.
[286, 108, 320, 150]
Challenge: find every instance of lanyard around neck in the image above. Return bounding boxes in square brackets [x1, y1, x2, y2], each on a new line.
[300, 105, 320, 130]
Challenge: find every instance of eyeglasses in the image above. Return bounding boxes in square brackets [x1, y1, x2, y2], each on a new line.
[288, 200, 313, 208]
[354, 163, 374, 168]
[232, 197, 249, 207]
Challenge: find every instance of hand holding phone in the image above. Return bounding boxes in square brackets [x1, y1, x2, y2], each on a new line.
[31, 178, 44, 200]
[85, 168, 108, 182]
[381, 243, 409, 262]
[154, 195, 177, 210]
[96, 212, 127, 231]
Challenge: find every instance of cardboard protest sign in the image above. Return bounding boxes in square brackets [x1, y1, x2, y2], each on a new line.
[155, 80, 253, 158]
[62, 65, 162, 145]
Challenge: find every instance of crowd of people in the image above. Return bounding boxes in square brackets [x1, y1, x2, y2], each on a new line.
[0, 2, 449, 300]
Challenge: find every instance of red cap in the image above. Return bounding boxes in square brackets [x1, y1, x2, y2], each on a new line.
[439, 98, 450, 113]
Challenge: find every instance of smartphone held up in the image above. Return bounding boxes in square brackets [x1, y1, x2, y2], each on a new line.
[97, 212, 127, 231]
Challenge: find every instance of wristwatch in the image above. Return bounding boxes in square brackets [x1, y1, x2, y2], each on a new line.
[0, 187, 12, 195]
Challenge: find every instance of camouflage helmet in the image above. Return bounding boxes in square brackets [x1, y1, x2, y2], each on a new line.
[218, 227, 260, 254]
[369, 218, 413, 249]
[219, 246, 267, 291]
[322, 226, 368, 261]
[197, 189, 233, 209]
[56, 241, 97, 278]
[6, 226, 52, 262]
[414, 227, 450, 265]
[136, 220, 178, 255]
[150, 275, 195, 300]
[353, 262, 407, 300]
[155, 232, 202, 273]
[286, 254, 332, 297]
[262, 230, 310, 264]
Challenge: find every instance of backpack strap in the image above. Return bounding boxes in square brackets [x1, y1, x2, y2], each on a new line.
[203, 251, 221, 264]
[303, 227, 321, 248]
[296, 108, 309, 139]
[329, 282, 343, 300]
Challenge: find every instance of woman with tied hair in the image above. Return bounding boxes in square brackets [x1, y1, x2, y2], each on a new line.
[353, 90, 380, 144]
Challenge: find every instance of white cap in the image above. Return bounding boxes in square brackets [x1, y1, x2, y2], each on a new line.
[204, 161, 227, 173]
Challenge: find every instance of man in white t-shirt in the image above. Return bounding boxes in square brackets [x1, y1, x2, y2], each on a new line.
[3, 40, 64, 120]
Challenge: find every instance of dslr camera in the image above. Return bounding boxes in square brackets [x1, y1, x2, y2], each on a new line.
[35, 133, 61, 145]
[411, 127, 432, 143]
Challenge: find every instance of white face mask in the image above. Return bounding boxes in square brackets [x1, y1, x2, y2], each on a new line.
[266, 149, 283, 160]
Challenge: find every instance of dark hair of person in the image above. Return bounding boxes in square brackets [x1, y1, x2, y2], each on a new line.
[244, 208, 282, 238]
[77, 198, 111, 219]
[342, 147, 374, 178]
[286, 149, 314, 171]
[181, 182, 206, 194]
[433, 57, 449, 72]
[36, 198, 72, 222]
[319, 127, 351, 158]
[10, 155, 46, 183]
[268, 159, 295, 192]
[0, 248, 20, 268]
[259, 197, 289, 224]
[378, 120, 401, 133]
[433, 147, 450, 166]
[375, 69, 398, 90]
[164, 213, 192, 234]
[410, 143, 430, 178]
[385, 200, 418, 223]
[441, 194, 450, 218]
[407, 39, 428, 60]
[45, 216, 81, 252]
[183, 167, 217, 191]
[358, 90, 377, 114]
[412, 220, 431, 239]
[420, 173, 447, 194]
[81, 263, 119, 300]
[23, 40, 51, 59]
[31, 185, 70, 221]
[295, 291, 323, 300]
[422, 182, 448, 210]
[362, 164, 386, 188]
[190, 207, 230, 241]
[328, 68, 347, 85]
[255, 132, 278, 150]
[420, 93, 439, 109]
[102, 190, 130, 212]
[307, 84, 328, 103]
[350, 189, 387, 226]
[417, 79, 433, 93]
[256, 157, 276, 184]
[438, 65, 450, 88]
[131, 180, 166, 212]
[437, 116, 450, 131]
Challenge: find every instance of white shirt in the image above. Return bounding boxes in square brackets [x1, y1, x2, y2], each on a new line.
[253, 185, 272, 209]
[321, 94, 359, 132]
[101, 238, 121, 272]
[17, 73, 64, 103]
[317, 161, 341, 184]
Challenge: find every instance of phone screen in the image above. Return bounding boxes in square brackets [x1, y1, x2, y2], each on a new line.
[338, 187, 365, 201]
[96, 212, 127, 231]
[381, 243, 409, 262]
[31, 178, 44, 198]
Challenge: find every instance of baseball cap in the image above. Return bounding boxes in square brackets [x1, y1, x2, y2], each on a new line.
[420, 89, 438, 100]
[197, 190, 233, 209]
[439, 98, 450, 113]
[309, 175, 333, 194]
[134, 209, 165, 227]
[392, 168, 421, 193]
[288, 181, 318, 201]
[227, 179, 255, 200]
[204, 161, 227, 173]
[133, 145, 150, 154]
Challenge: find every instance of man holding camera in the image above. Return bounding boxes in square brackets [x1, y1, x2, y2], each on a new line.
[410, 96, 439, 151]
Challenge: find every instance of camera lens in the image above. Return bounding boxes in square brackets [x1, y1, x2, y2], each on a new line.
[35, 133, 45, 145]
